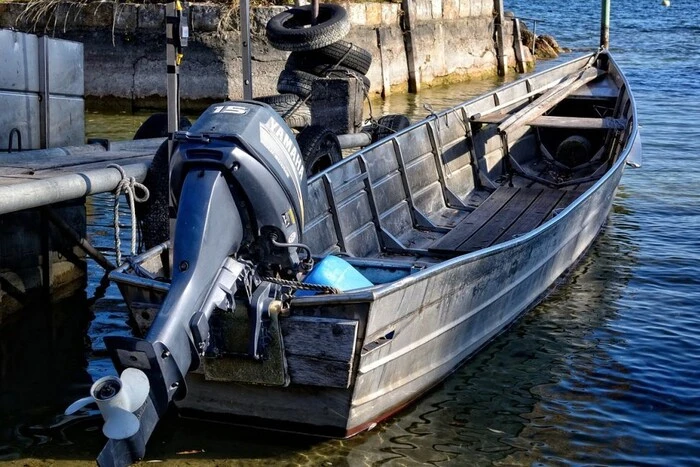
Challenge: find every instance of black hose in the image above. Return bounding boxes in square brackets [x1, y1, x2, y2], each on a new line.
[270, 234, 313, 263]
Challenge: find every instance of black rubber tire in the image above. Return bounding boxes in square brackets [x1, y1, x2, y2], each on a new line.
[556, 135, 592, 167]
[285, 62, 370, 93]
[296, 126, 342, 177]
[255, 94, 311, 129]
[266, 4, 350, 52]
[277, 69, 319, 98]
[136, 140, 170, 249]
[372, 114, 411, 142]
[133, 113, 191, 140]
[286, 40, 372, 75]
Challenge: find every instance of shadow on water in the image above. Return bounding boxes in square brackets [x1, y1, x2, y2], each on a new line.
[0, 292, 95, 461]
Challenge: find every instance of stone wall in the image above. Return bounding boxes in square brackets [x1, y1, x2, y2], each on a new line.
[0, 1, 531, 109]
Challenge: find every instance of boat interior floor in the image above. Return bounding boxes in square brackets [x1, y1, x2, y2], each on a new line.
[338, 178, 592, 280]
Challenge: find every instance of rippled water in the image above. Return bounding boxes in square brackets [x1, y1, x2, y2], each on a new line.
[3, 0, 700, 464]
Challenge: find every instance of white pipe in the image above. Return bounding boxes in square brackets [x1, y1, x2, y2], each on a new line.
[337, 132, 372, 149]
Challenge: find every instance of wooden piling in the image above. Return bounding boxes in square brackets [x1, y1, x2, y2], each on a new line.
[400, 0, 420, 93]
[513, 18, 526, 73]
[600, 0, 611, 48]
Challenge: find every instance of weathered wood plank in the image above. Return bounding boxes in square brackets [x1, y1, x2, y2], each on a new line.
[513, 18, 527, 74]
[472, 114, 626, 130]
[429, 186, 518, 251]
[569, 76, 620, 99]
[497, 189, 565, 242]
[498, 66, 604, 134]
[280, 317, 358, 388]
[182, 372, 352, 428]
[282, 316, 358, 362]
[456, 188, 542, 252]
[286, 356, 352, 389]
[525, 115, 627, 129]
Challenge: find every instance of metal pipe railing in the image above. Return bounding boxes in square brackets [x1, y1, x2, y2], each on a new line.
[0, 163, 149, 215]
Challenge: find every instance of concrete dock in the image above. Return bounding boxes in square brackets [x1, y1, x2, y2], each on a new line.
[0, 138, 161, 323]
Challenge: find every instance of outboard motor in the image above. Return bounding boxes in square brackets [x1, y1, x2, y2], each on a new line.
[75, 102, 310, 466]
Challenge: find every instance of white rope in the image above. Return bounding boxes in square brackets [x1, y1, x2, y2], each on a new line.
[108, 164, 150, 266]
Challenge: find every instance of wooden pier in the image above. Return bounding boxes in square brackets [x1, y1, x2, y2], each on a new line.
[0, 138, 162, 322]
[0, 138, 162, 215]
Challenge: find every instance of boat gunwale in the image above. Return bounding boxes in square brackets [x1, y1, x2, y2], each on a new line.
[292, 50, 639, 306]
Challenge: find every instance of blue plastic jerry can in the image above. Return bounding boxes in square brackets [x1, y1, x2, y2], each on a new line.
[296, 256, 373, 296]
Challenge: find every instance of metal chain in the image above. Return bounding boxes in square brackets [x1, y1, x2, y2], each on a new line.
[108, 164, 150, 266]
[260, 276, 340, 295]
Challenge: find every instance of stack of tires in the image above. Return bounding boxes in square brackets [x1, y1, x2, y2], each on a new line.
[265, 4, 371, 102]
[257, 3, 373, 176]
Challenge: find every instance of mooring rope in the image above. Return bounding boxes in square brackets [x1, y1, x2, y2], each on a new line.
[108, 164, 150, 266]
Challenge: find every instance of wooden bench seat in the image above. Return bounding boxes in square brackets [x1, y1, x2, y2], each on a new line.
[429, 185, 583, 254]
[471, 114, 627, 130]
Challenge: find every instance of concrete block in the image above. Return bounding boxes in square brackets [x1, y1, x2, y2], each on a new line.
[346, 3, 367, 26]
[413, 23, 446, 83]
[113, 3, 137, 33]
[138, 4, 165, 31]
[415, 0, 433, 21]
[251, 61, 283, 97]
[381, 4, 400, 27]
[365, 3, 383, 27]
[470, 0, 483, 17]
[459, 0, 471, 18]
[133, 57, 164, 99]
[0, 3, 26, 30]
[252, 7, 287, 35]
[78, 3, 115, 29]
[432, 0, 443, 19]
[482, 0, 495, 16]
[179, 44, 230, 100]
[442, 0, 460, 20]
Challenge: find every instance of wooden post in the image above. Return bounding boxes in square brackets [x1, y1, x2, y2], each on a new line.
[513, 18, 526, 73]
[401, 0, 420, 93]
[495, 0, 507, 76]
[600, 0, 611, 49]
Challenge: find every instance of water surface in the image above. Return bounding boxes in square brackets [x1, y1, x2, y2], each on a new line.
[2, 0, 700, 464]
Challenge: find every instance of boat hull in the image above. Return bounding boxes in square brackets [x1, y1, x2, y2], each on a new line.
[110, 50, 640, 437]
[175, 156, 631, 434]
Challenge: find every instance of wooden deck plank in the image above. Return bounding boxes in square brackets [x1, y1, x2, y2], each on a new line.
[455, 188, 542, 252]
[429, 186, 518, 251]
[496, 189, 566, 242]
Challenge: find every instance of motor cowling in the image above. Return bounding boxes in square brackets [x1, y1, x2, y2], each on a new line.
[170, 101, 308, 272]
